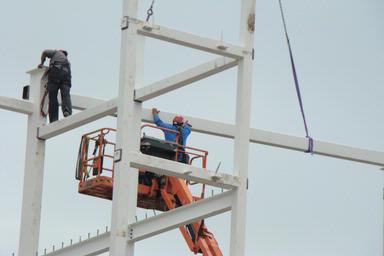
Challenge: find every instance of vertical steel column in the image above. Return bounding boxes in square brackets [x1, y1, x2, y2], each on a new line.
[110, 0, 144, 255]
[230, 0, 256, 255]
[18, 69, 47, 256]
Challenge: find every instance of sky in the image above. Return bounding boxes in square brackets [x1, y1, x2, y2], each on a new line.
[0, 0, 383, 255]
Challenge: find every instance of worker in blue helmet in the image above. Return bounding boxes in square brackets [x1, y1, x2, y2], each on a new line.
[152, 108, 191, 163]
[38, 49, 72, 123]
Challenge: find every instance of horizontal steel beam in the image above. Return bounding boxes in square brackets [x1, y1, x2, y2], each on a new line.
[129, 151, 240, 189]
[250, 129, 384, 166]
[38, 98, 117, 140]
[61, 94, 101, 111]
[134, 57, 238, 102]
[70, 95, 384, 167]
[44, 232, 110, 256]
[0, 96, 33, 115]
[140, 108, 235, 139]
[133, 19, 248, 59]
[128, 190, 234, 242]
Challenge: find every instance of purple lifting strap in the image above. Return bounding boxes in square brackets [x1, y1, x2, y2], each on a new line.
[278, 0, 314, 154]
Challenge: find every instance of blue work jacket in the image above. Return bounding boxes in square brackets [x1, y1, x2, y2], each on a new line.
[153, 114, 191, 146]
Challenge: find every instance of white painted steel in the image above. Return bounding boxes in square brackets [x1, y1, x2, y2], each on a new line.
[110, 0, 143, 255]
[63, 94, 104, 111]
[0, 96, 33, 115]
[230, 0, 256, 255]
[69, 95, 384, 167]
[140, 108, 236, 138]
[143, 109, 384, 166]
[38, 98, 117, 140]
[44, 232, 110, 256]
[134, 57, 238, 102]
[129, 152, 240, 189]
[127, 191, 234, 242]
[250, 129, 384, 166]
[18, 69, 47, 256]
[136, 20, 247, 59]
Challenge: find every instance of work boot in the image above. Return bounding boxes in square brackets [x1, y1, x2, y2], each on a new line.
[63, 111, 71, 117]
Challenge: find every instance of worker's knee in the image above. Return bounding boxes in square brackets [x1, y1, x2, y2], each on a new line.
[60, 84, 71, 95]
[47, 83, 59, 95]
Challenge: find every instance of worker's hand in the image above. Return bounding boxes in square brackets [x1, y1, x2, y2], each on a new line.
[152, 108, 159, 114]
[37, 64, 44, 69]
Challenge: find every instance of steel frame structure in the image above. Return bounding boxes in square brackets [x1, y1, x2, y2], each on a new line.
[0, 0, 383, 255]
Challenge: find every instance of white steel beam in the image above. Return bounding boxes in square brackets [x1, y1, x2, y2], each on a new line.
[0, 96, 33, 115]
[250, 129, 384, 166]
[135, 19, 248, 59]
[129, 151, 240, 189]
[230, 0, 256, 254]
[69, 96, 384, 167]
[63, 94, 103, 110]
[127, 190, 234, 242]
[140, 108, 235, 138]
[37, 98, 117, 140]
[134, 57, 238, 102]
[110, 0, 143, 255]
[143, 109, 384, 166]
[18, 69, 47, 256]
[44, 232, 110, 256]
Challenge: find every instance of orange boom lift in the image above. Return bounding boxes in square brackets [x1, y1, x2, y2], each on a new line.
[75, 126, 223, 255]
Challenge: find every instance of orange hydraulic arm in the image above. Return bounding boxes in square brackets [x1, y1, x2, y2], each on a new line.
[161, 177, 222, 256]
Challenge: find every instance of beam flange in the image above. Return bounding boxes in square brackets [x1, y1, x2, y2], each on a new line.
[133, 19, 248, 59]
[38, 98, 117, 140]
[129, 151, 240, 189]
[134, 57, 238, 102]
[128, 190, 234, 242]
[0, 96, 33, 115]
[44, 232, 110, 256]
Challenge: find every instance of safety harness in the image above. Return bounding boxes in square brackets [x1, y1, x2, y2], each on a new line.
[40, 69, 49, 117]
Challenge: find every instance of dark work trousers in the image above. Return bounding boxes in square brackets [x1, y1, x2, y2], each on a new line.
[47, 67, 72, 123]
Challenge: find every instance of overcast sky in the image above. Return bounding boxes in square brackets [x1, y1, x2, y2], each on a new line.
[1, 0, 383, 255]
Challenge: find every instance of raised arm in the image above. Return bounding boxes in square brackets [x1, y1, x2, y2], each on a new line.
[152, 108, 173, 129]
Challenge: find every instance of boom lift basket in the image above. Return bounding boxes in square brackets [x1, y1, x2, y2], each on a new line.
[75, 126, 222, 255]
